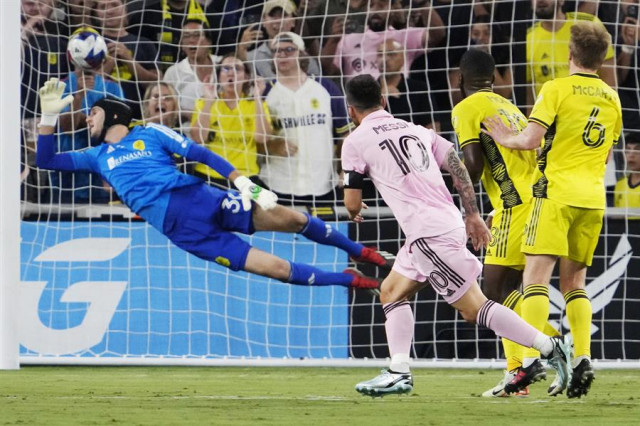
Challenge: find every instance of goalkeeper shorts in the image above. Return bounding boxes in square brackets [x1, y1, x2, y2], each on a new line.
[484, 202, 530, 270]
[521, 197, 604, 266]
[163, 183, 254, 271]
[393, 227, 482, 304]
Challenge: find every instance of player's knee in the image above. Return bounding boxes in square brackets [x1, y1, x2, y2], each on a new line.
[270, 258, 292, 281]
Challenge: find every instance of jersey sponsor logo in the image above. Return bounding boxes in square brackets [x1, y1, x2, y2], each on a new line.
[133, 140, 146, 150]
[107, 150, 152, 170]
[107, 145, 115, 153]
[20, 238, 129, 355]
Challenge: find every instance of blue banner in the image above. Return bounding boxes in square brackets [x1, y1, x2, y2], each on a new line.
[19, 221, 350, 359]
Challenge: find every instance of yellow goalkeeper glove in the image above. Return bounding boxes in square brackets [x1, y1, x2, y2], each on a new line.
[39, 78, 74, 127]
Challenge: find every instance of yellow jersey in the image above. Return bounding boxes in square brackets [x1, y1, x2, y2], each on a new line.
[614, 176, 640, 209]
[191, 98, 271, 179]
[451, 90, 537, 211]
[529, 73, 622, 209]
[526, 12, 614, 95]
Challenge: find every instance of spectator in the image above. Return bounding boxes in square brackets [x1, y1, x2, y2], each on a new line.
[52, 66, 124, 203]
[617, 4, 640, 132]
[206, 0, 265, 55]
[163, 20, 221, 127]
[614, 134, 640, 209]
[139, 82, 180, 130]
[190, 54, 271, 188]
[260, 32, 353, 206]
[94, 0, 160, 119]
[377, 39, 438, 130]
[525, 0, 615, 112]
[327, 0, 444, 80]
[21, 0, 69, 203]
[127, 0, 209, 71]
[448, 15, 513, 106]
[58, 0, 93, 36]
[21, 0, 69, 119]
[238, 0, 322, 79]
[305, 0, 368, 58]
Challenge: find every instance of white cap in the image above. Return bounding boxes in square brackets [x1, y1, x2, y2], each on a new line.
[271, 31, 305, 51]
[263, 0, 297, 16]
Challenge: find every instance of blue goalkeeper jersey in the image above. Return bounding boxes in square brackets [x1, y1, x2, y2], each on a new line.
[65, 123, 202, 229]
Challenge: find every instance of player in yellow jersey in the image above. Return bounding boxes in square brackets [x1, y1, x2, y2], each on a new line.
[452, 49, 562, 398]
[484, 21, 622, 398]
[526, 0, 615, 112]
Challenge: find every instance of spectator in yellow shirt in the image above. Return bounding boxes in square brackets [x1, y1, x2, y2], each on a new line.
[614, 134, 640, 209]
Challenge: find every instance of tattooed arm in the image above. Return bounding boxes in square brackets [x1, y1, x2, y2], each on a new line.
[440, 147, 491, 250]
[441, 147, 479, 215]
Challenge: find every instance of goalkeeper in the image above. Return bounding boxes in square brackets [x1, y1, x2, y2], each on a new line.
[35, 78, 386, 289]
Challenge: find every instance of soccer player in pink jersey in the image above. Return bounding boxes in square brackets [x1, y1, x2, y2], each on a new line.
[341, 74, 572, 397]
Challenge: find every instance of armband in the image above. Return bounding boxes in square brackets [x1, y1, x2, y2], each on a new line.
[343, 170, 365, 189]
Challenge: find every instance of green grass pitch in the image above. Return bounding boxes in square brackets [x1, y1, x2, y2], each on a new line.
[1, 367, 638, 425]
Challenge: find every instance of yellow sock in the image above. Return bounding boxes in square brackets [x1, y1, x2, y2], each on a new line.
[502, 290, 524, 371]
[564, 289, 592, 358]
[521, 285, 549, 359]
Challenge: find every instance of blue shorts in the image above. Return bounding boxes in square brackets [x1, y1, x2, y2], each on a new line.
[162, 184, 254, 271]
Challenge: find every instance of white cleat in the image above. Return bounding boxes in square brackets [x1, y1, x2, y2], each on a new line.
[355, 369, 413, 397]
[482, 369, 518, 397]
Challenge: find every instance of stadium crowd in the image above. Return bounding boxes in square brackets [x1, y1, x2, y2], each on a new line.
[19, 0, 640, 208]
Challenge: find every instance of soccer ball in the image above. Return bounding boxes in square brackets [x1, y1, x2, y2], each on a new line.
[67, 30, 108, 70]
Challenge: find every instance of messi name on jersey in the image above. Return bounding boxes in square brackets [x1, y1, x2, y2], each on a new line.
[107, 150, 152, 170]
[276, 113, 327, 129]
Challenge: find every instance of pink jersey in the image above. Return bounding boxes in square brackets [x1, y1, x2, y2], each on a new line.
[333, 27, 425, 80]
[342, 110, 465, 243]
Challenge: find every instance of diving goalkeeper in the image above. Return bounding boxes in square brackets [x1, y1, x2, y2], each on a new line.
[35, 78, 387, 289]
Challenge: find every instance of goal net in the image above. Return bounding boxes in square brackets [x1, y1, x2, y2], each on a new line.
[17, 0, 640, 366]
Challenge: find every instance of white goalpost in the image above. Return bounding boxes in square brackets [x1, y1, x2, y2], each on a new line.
[14, 0, 640, 368]
[0, 0, 21, 370]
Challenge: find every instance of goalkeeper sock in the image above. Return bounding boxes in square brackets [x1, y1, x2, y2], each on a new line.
[502, 290, 524, 371]
[287, 262, 353, 287]
[521, 285, 549, 360]
[384, 301, 413, 373]
[299, 213, 363, 257]
[565, 289, 592, 359]
[476, 300, 539, 349]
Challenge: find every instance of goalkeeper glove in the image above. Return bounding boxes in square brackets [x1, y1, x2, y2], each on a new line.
[38, 78, 74, 127]
[233, 175, 278, 211]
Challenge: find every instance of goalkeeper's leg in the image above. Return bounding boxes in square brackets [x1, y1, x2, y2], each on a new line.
[252, 205, 390, 268]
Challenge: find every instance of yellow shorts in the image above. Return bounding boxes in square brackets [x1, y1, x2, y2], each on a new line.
[484, 203, 530, 269]
[521, 197, 604, 266]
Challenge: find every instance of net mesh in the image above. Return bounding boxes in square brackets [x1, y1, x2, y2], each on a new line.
[18, 0, 639, 363]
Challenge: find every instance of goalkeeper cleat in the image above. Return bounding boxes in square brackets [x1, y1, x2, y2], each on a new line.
[343, 268, 381, 294]
[503, 360, 547, 395]
[567, 358, 595, 399]
[355, 369, 413, 397]
[545, 336, 572, 396]
[482, 369, 518, 398]
[351, 247, 394, 270]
